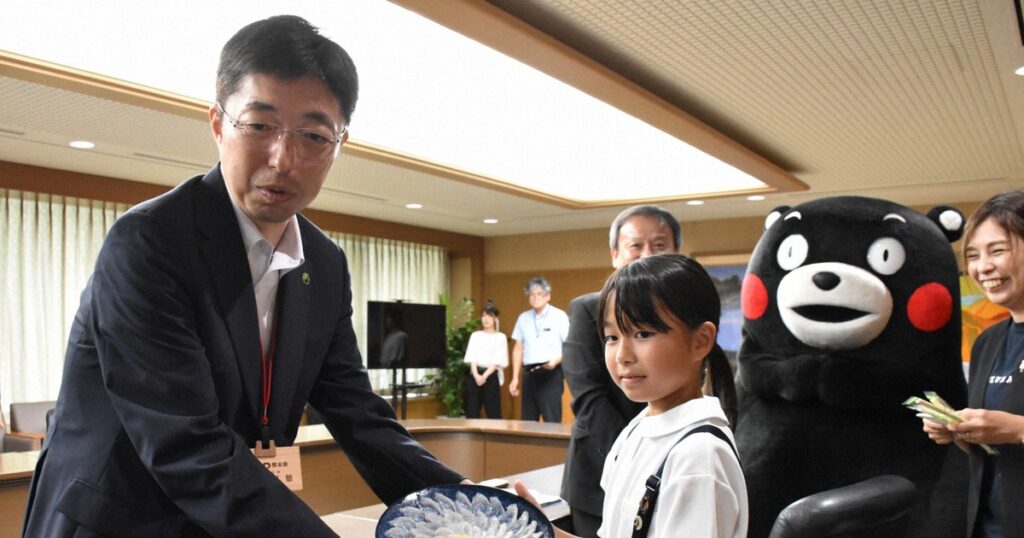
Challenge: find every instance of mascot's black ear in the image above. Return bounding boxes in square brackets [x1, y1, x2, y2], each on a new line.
[765, 205, 791, 230]
[926, 205, 965, 243]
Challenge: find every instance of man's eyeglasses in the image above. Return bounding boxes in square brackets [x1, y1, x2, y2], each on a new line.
[217, 103, 346, 159]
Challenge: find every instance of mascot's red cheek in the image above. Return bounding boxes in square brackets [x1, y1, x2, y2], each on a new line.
[742, 273, 769, 320]
[906, 282, 952, 332]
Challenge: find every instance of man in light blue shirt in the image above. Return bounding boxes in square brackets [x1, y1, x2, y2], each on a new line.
[510, 277, 570, 422]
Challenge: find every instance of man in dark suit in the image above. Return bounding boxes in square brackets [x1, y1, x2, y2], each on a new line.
[560, 205, 681, 536]
[22, 15, 462, 537]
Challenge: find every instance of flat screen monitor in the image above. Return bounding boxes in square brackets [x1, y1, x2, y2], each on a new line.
[366, 301, 446, 369]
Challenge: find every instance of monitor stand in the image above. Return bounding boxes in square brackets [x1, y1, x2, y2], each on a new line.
[390, 367, 427, 419]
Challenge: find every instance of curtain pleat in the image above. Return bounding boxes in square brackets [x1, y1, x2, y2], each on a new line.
[0, 190, 128, 413]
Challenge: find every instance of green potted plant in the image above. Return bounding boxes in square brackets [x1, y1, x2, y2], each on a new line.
[426, 295, 480, 417]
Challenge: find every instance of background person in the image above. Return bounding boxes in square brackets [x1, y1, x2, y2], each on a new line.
[463, 301, 509, 418]
[22, 16, 463, 537]
[561, 205, 681, 536]
[518, 254, 746, 538]
[923, 188, 1024, 537]
[510, 277, 569, 422]
[379, 307, 408, 368]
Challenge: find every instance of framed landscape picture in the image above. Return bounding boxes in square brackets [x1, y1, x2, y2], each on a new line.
[703, 258, 749, 370]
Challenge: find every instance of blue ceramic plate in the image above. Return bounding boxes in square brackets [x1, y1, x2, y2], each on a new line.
[376, 484, 554, 538]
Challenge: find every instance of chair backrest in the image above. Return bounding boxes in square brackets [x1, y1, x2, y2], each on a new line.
[10, 401, 56, 434]
[768, 475, 917, 538]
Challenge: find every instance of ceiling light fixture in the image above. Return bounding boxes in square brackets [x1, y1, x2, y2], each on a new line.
[1016, 65, 1024, 76]
[69, 140, 95, 149]
[747, 195, 766, 201]
[686, 200, 705, 206]
[483, 218, 498, 224]
[405, 203, 423, 209]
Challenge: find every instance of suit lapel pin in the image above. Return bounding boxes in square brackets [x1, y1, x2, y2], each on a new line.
[302, 272, 311, 285]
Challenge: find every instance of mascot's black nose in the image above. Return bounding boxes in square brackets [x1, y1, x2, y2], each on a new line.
[813, 271, 841, 291]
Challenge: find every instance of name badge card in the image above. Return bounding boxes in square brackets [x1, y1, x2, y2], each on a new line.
[252, 441, 303, 491]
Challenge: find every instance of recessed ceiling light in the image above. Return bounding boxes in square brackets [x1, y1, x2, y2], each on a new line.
[483, 218, 498, 224]
[1016, 65, 1024, 76]
[686, 200, 705, 206]
[69, 140, 95, 149]
[747, 195, 766, 201]
[405, 203, 423, 209]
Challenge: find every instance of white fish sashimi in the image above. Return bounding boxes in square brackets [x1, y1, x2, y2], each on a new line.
[385, 489, 549, 538]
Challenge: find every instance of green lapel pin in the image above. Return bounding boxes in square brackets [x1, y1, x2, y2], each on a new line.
[302, 272, 311, 285]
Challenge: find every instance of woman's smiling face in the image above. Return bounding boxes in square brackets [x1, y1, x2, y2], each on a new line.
[966, 218, 1024, 321]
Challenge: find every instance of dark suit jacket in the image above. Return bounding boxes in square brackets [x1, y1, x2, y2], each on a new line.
[560, 292, 645, 517]
[965, 319, 1024, 537]
[22, 166, 462, 537]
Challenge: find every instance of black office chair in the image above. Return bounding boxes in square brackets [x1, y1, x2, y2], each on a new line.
[768, 475, 917, 538]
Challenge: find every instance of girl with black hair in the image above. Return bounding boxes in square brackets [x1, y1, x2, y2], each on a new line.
[519, 254, 746, 537]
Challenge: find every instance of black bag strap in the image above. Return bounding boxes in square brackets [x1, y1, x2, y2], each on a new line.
[631, 424, 738, 538]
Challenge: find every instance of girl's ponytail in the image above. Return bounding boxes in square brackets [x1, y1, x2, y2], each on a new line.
[705, 343, 737, 428]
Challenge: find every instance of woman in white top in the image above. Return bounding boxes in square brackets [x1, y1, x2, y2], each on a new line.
[463, 301, 509, 418]
[518, 254, 747, 537]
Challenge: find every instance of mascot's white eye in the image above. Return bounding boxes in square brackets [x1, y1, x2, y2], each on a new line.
[776, 234, 809, 270]
[866, 237, 906, 275]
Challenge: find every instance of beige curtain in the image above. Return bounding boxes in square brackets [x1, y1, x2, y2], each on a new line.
[0, 189, 128, 421]
[0, 187, 448, 422]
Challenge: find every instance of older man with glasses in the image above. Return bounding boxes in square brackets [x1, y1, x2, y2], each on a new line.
[560, 205, 682, 537]
[510, 277, 570, 423]
[22, 15, 463, 537]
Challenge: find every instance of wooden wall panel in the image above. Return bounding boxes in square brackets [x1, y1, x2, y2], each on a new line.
[484, 267, 612, 423]
[0, 479, 31, 538]
[483, 434, 568, 478]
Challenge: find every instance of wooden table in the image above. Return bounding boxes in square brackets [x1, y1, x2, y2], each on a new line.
[0, 419, 570, 536]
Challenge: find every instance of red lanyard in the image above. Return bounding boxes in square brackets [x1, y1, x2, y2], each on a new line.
[257, 318, 277, 447]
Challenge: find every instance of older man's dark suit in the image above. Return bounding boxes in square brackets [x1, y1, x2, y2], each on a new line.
[560, 292, 645, 536]
[22, 166, 461, 537]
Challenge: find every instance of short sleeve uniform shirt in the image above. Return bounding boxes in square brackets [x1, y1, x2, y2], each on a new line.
[511, 305, 569, 366]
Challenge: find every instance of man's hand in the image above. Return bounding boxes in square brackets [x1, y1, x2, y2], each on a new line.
[509, 377, 519, 397]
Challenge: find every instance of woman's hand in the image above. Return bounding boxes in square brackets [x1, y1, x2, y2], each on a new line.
[947, 408, 1024, 446]
[470, 363, 486, 386]
[922, 417, 970, 453]
[922, 417, 955, 444]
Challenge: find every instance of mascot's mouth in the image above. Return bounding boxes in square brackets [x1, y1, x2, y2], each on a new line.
[792, 304, 869, 323]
